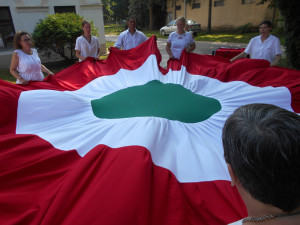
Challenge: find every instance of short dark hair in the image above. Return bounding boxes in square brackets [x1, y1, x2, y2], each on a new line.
[127, 17, 136, 22]
[222, 103, 300, 212]
[260, 20, 272, 27]
[13, 30, 33, 49]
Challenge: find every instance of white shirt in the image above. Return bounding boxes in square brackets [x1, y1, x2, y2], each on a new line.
[228, 219, 242, 225]
[114, 29, 147, 50]
[167, 31, 195, 59]
[75, 35, 100, 62]
[15, 49, 44, 84]
[244, 34, 282, 63]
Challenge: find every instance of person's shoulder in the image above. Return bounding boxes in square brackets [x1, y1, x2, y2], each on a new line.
[76, 36, 84, 42]
[136, 29, 146, 36]
[185, 31, 193, 38]
[269, 34, 280, 41]
[169, 31, 177, 37]
[119, 29, 129, 36]
[167, 31, 177, 41]
[252, 35, 260, 40]
[248, 35, 260, 44]
[91, 35, 99, 41]
[14, 49, 23, 56]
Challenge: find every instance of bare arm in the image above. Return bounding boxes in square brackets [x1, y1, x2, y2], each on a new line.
[10, 52, 28, 85]
[166, 42, 174, 59]
[75, 50, 87, 61]
[96, 48, 101, 59]
[270, 54, 281, 67]
[41, 64, 54, 75]
[230, 52, 248, 63]
[186, 42, 196, 53]
[114, 35, 122, 49]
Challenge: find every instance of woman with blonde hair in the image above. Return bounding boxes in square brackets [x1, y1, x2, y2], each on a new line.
[166, 16, 196, 60]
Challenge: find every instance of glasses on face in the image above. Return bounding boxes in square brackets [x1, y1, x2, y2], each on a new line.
[21, 38, 31, 42]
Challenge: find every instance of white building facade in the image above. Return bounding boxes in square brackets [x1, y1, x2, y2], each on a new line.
[0, 0, 106, 68]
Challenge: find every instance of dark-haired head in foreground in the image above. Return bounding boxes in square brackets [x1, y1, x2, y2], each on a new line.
[223, 103, 300, 224]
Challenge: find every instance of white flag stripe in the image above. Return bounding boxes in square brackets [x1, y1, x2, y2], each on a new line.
[17, 55, 292, 182]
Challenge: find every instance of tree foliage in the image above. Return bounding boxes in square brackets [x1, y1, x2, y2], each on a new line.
[102, 0, 166, 29]
[259, 0, 300, 69]
[102, 0, 115, 23]
[128, 0, 167, 30]
[32, 13, 98, 61]
[276, 0, 300, 70]
[111, 0, 130, 22]
[102, 0, 130, 23]
[128, 0, 148, 28]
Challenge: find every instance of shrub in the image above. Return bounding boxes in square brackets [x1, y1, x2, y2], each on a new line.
[32, 13, 98, 61]
[237, 23, 254, 34]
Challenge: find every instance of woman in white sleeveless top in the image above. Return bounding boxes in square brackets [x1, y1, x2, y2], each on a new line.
[166, 17, 196, 60]
[10, 31, 53, 85]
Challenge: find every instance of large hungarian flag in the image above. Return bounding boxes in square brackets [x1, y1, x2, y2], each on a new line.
[1, 36, 300, 225]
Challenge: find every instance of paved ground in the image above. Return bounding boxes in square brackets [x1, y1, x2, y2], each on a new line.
[106, 35, 248, 68]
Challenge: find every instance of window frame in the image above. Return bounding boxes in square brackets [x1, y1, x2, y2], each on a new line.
[214, 0, 225, 7]
[0, 7, 15, 49]
[54, 6, 76, 14]
[242, 0, 255, 4]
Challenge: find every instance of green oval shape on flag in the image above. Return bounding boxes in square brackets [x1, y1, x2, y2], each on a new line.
[91, 80, 221, 123]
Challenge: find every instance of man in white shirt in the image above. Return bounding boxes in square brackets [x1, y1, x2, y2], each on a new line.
[230, 20, 282, 67]
[114, 17, 147, 50]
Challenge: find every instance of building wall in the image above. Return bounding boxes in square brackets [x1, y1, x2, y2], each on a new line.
[166, 0, 274, 30]
[0, 0, 106, 68]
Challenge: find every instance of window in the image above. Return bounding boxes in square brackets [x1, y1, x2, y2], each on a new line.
[54, 6, 76, 14]
[214, 0, 225, 7]
[192, 3, 201, 9]
[242, 0, 255, 4]
[175, 5, 181, 10]
[167, 20, 176, 26]
[0, 7, 15, 49]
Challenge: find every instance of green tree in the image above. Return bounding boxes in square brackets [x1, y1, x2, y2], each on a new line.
[111, 0, 130, 22]
[149, 0, 167, 30]
[259, 0, 300, 69]
[128, 0, 148, 28]
[128, 0, 166, 30]
[32, 13, 98, 61]
[102, 0, 114, 23]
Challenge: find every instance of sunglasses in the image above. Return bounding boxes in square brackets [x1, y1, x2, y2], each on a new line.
[21, 38, 31, 42]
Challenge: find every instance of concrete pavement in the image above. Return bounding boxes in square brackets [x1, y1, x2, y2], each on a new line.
[106, 35, 248, 68]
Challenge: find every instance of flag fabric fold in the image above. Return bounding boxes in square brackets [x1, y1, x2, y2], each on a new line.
[1, 35, 300, 225]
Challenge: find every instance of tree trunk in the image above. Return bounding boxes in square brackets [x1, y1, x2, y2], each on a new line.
[174, 0, 176, 19]
[277, 0, 300, 69]
[149, 4, 153, 30]
[208, 0, 212, 33]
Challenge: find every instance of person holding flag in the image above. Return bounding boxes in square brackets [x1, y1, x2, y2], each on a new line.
[166, 16, 196, 60]
[114, 17, 147, 50]
[75, 20, 100, 62]
[230, 20, 282, 67]
[10, 31, 53, 85]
